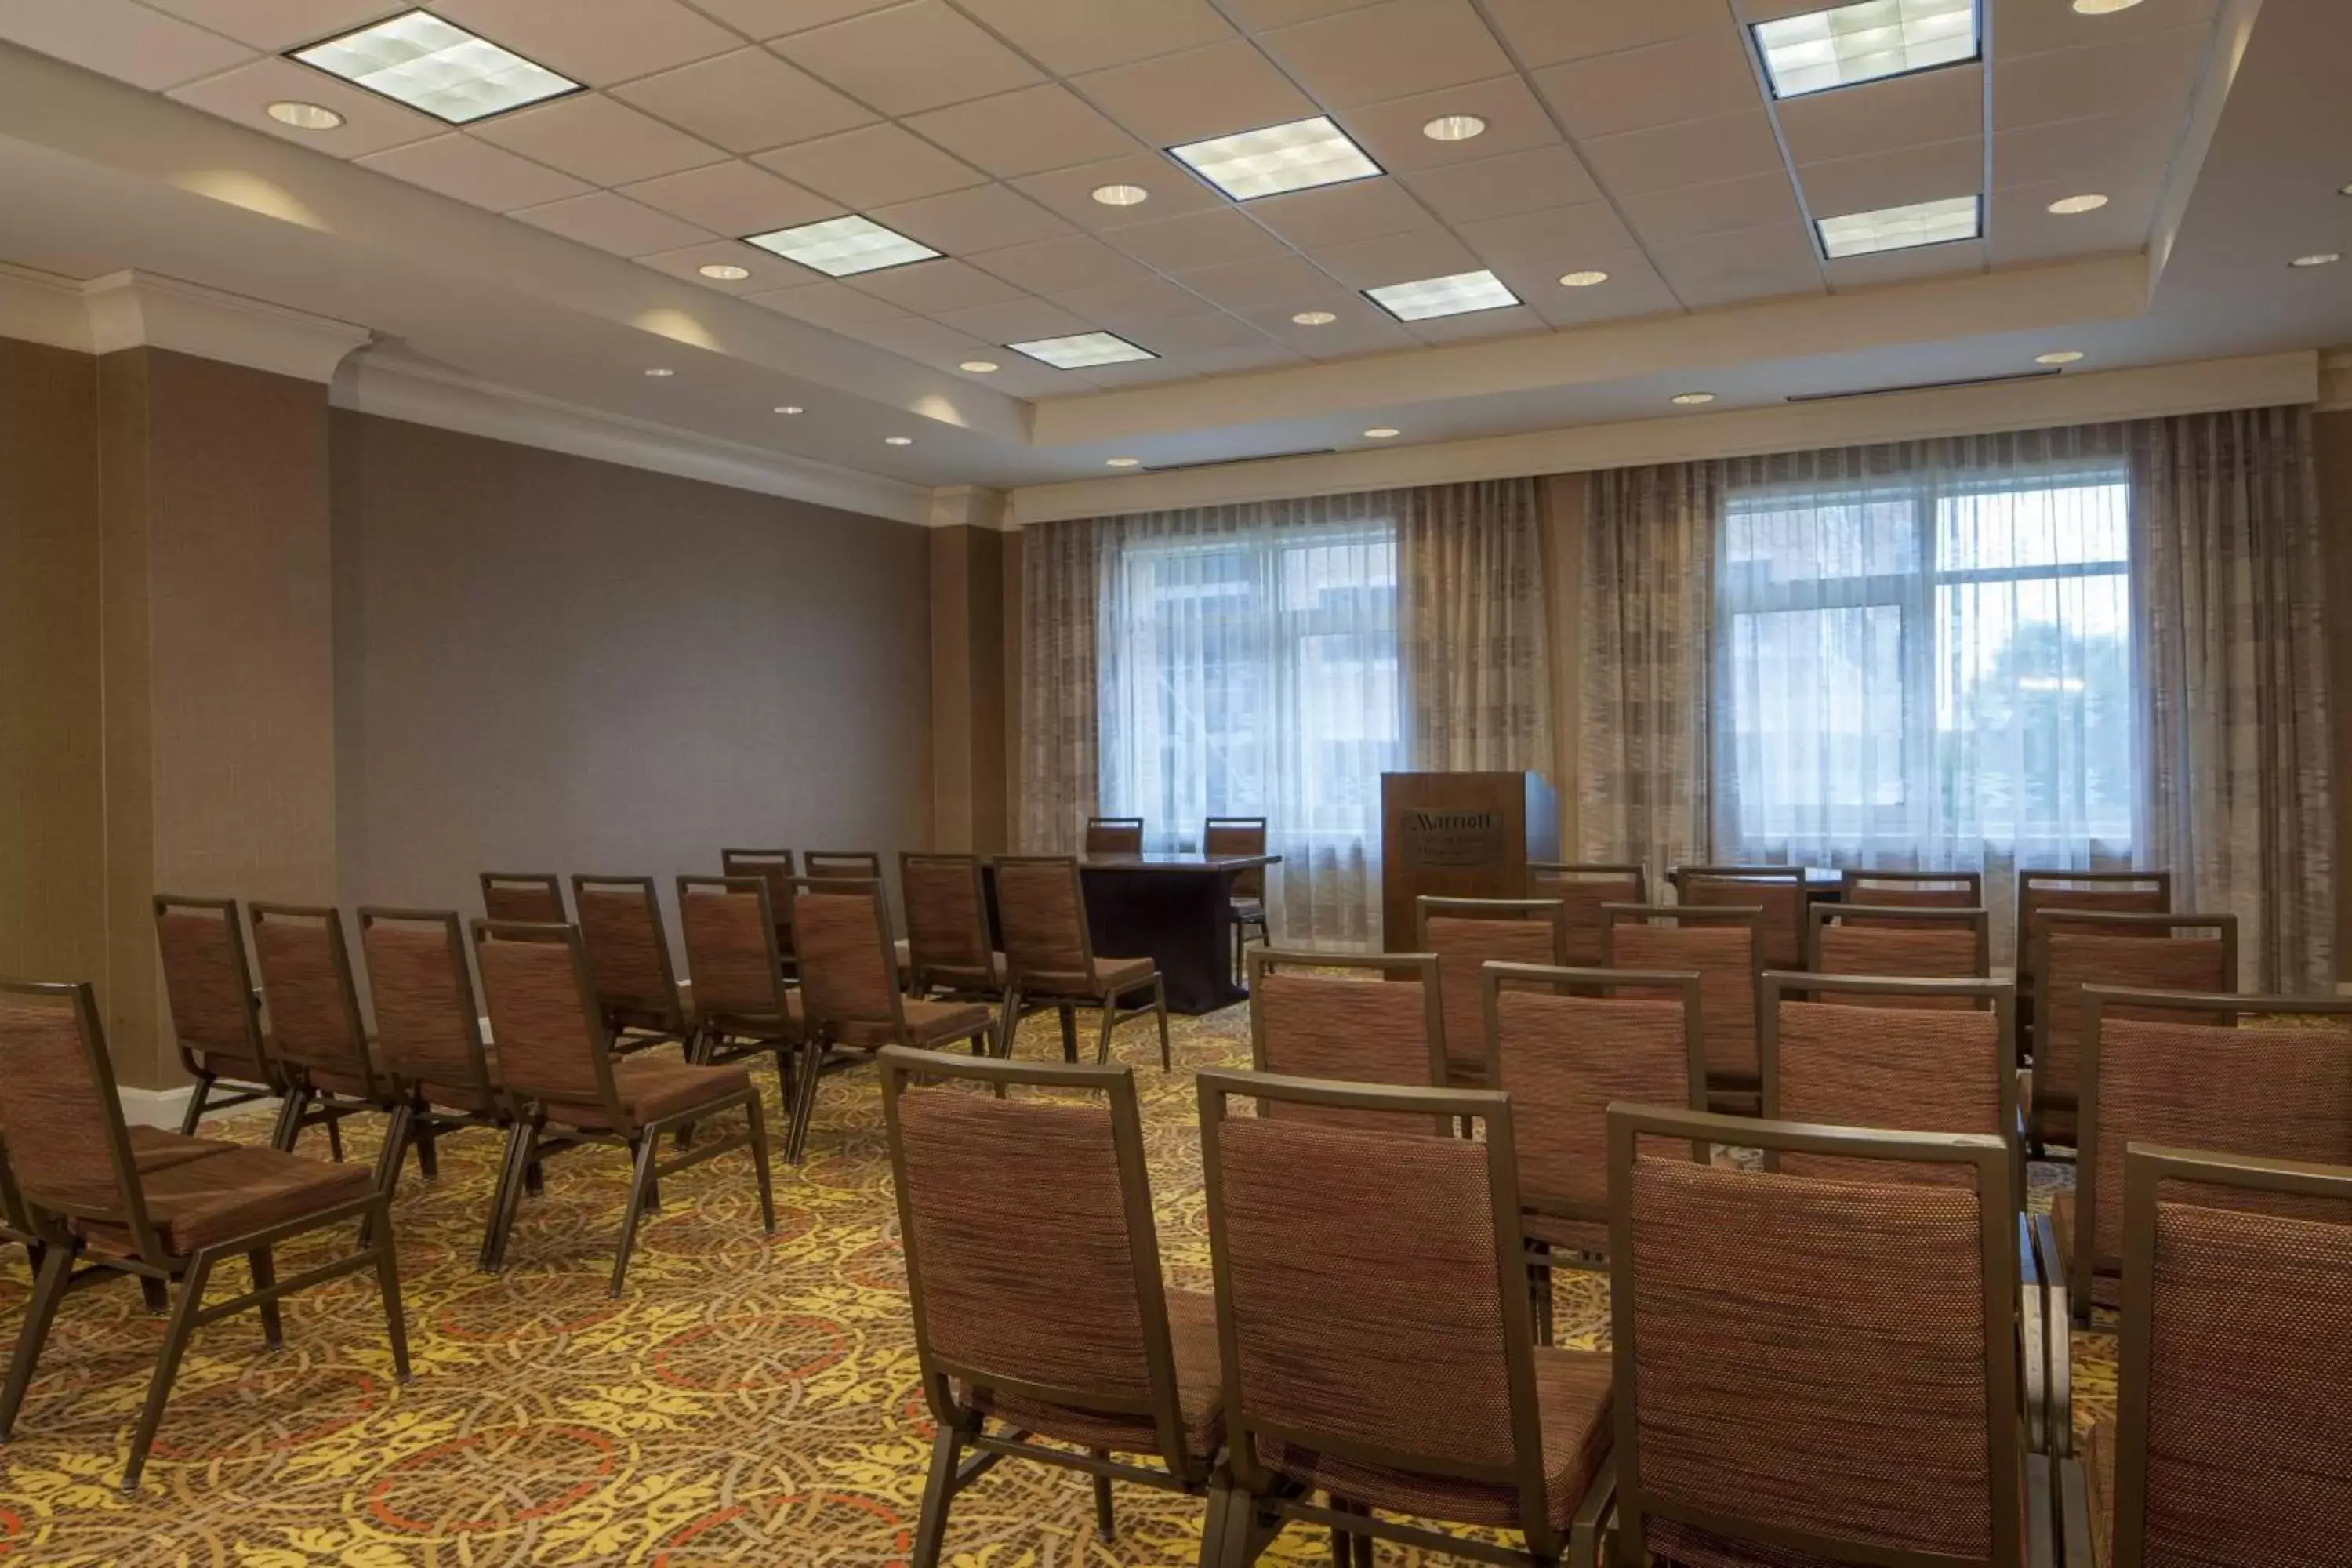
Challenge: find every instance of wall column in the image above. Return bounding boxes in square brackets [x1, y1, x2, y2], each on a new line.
[927, 487, 1010, 854]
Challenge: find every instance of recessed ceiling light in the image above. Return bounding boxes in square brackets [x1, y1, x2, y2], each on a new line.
[2037, 350, 2086, 365]
[1363, 427, 1401, 439]
[1559, 270, 1611, 288]
[2047, 193, 2110, 215]
[1817, 194, 1980, 258]
[1106, 457, 1142, 467]
[1421, 114, 1487, 143]
[884, 436, 913, 446]
[644, 368, 674, 378]
[1008, 332, 1156, 370]
[267, 101, 343, 130]
[291, 9, 579, 125]
[746, 215, 939, 278]
[2071, 0, 2144, 13]
[1091, 183, 1149, 207]
[1168, 115, 1381, 201]
[1671, 392, 1717, 406]
[775, 405, 803, 415]
[1365, 270, 1519, 322]
[698, 262, 751, 281]
[1291, 310, 1338, 325]
[2290, 252, 2342, 267]
[1753, 0, 1979, 100]
[959, 360, 1000, 373]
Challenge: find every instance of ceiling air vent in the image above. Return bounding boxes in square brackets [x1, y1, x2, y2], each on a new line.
[1142, 448, 1338, 473]
[1786, 368, 2063, 403]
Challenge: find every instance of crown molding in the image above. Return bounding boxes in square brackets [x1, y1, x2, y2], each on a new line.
[2318, 348, 2352, 412]
[0, 261, 372, 379]
[336, 352, 931, 525]
[927, 485, 1012, 532]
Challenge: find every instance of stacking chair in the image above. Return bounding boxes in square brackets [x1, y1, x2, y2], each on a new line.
[0, 979, 406, 1491]
[994, 856, 1169, 1069]
[720, 848, 797, 978]
[1246, 949, 1448, 1127]
[1526, 862, 1646, 967]
[1480, 964, 1706, 1341]
[1602, 1103, 2068, 1567]
[471, 920, 775, 1294]
[249, 903, 415, 1200]
[1083, 817, 1145, 855]
[2015, 869, 2171, 1046]
[152, 895, 276, 1131]
[1197, 1069, 1614, 1566]
[1603, 904, 1765, 1114]
[675, 876, 801, 1097]
[878, 1048, 1224, 1565]
[1838, 867, 1984, 910]
[1670, 864, 1808, 971]
[571, 874, 694, 1057]
[1203, 817, 1270, 981]
[480, 872, 568, 926]
[1415, 896, 1569, 1089]
[1807, 902, 1993, 996]
[805, 850, 884, 882]
[786, 878, 997, 1163]
[898, 851, 1009, 1007]
[2073, 1145, 2352, 1568]
[2030, 910, 2236, 1154]
[2060, 988, 2352, 1321]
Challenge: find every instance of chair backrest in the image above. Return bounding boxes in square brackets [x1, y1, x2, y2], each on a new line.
[995, 856, 1097, 984]
[2015, 869, 2170, 978]
[1482, 964, 1706, 1232]
[676, 877, 789, 1024]
[1203, 816, 1267, 901]
[151, 895, 267, 1076]
[1760, 974, 2017, 1189]
[789, 877, 907, 1041]
[1527, 862, 1647, 966]
[1602, 905, 1764, 1084]
[470, 920, 619, 1119]
[570, 875, 684, 1029]
[1606, 1104, 2022, 1568]
[1246, 949, 1448, 1131]
[879, 1048, 1198, 1477]
[720, 848, 797, 954]
[250, 902, 383, 1100]
[1198, 1069, 1559, 1555]
[358, 907, 494, 1109]
[1807, 904, 1992, 1000]
[481, 872, 568, 926]
[1838, 869, 1984, 913]
[899, 852, 996, 991]
[1671, 865, 1808, 970]
[1084, 817, 1145, 856]
[2076, 989, 2352, 1289]
[2036, 912, 2238, 1108]
[0, 980, 158, 1255]
[805, 850, 884, 883]
[2110, 1145, 2352, 1568]
[1415, 897, 1569, 1087]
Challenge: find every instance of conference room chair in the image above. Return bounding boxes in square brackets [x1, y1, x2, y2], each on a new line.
[720, 848, 798, 978]
[877, 1048, 1223, 1566]
[357, 906, 521, 1269]
[1838, 867, 1985, 909]
[1670, 864, 1809, 971]
[994, 856, 1170, 1070]
[2030, 910, 2237, 1155]
[1526, 862, 1646, 966]
[152, 895, 276, 1132]
[2014, 869, 2172, 1042]
[898, 851, 1010, 1007]
[2060, 986, 2352, 1322]
[1479, 963, 1705, 1342]
[1414, 896, 1569, 1089]
[1203, 816, 1270, 982]
[479, 871, 568, 927]
[785, 877, 997, 1163]
[1602, 904, 1766, 1114]
[1196, 1069, 1613, 1568]
[471, 920, 775, 1294]
[675, 875, 801, 1101]
[805, 850, 884, 881]
[1602, 1102, 2068, 1568]
[0, 978, 406, 1492]
[2072, 1144, 2352, 1568]
[1245, 949, 1448, 1130]
[1808, 902, 1994, 994]
[249, 902, 415, 1203]
[571, 874, 695, 1058]
[1083, 816, 1145, 856]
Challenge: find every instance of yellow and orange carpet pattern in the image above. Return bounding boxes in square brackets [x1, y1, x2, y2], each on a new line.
[0, 1004, 2112, 1566]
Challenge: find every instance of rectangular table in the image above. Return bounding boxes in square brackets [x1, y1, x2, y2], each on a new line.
[982, 854, 1279, 1015]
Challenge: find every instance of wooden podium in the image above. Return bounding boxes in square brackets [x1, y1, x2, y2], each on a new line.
[1379, 771, 1561, 951]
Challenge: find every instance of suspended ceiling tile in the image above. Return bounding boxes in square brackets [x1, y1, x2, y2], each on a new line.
[1405, 302, 1544, 343]
[1617, 170, 1804, 243]
[0, 0, 252, 91]
[870, 183, 1074, 253]
[753, 122, 987, 209]
[510, 191, 717, 256]
[1990, 0, 2220, 59]
[1011, 152, 1229, 230]
[357, 132, 596, 212]
[1335, 74, 1561, 176]
[931, 296, 1098, 345]
[141, 0, 392, 52]
[1987, 177, 2161, 267]
[950, 0, 1237, 76]
[634, 239, 790, 292]
[1994, 24, 2213, 132]
[1775, 64, 1984, 167]
[904, 84, 1144, 180]
[837, 314, 990, 358]
[620, 160, 841, 235]
[1071, 39, 1317, 149]
[1796, 138, 1985, 223]
[964, 233, 1156, 294]
[1236, 293, 1420, 355]
[1824, 238, 1989, 291]
[773, 0, 1043, 116]
[745, 279, 911, 327]
[434, 0, 741, 87]
[169, 56, 445, 156]
[1454, 200, 1641, 273]
[1218, 0, 1384, 30]
[1515, 249, 1683, 327]
[1305, 225, 1483, 289]
[472, 94, 726, 186]
[1534, 27, 1764, 143]
[1403, 144, 1603, 225]
[612, 49, 875, 154]
[1648, 218, 1824, 308]
[1577, 109, 1788, 196]
[1479, 0, 1727, 69]
[1098, 207, 1292, 273]
[1258, 0, 1514, 109]
[1991, 111, 2184, 194]
[1177, 252, 1343, 312]
[844, 256, 1030, 312]
[1051, 275, 1224, 330]
[686, 0, 904, 39]
[1248, 179, 1436, 249]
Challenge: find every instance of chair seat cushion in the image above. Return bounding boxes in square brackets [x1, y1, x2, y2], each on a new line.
[1020, 956, 1157, 1000]
[1264, 1345, 1611, 1532]
[911, 953, 1010, 993]
[82, 1145, 372, 1258]
[544, 1058, 752, 1132]
[833, 999, 993, 1051]
[127, 1125, 240, 1177]
[972, 1287, 1224, 1461]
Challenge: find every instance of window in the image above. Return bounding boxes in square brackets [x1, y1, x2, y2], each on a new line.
[1719, 465, 2134, 862]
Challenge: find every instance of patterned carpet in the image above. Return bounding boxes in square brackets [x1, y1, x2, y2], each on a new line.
[0, 1003, 2112, 1566]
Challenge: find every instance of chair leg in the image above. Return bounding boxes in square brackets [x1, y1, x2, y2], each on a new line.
[411, 1115, 440, 1181]
[325, 1114, 345, 1164]
[1094, 996, 1118, 1065]
[123, 1254, 212, 1491]
[0, 1243, 72, 1439]
[485, 1121, 536, 1272]
[744, 1094, 778, 1236]
[609, 1132, 661, 1297]
[787, 1041, 825, 1165]
[370, 1195, 412, 1382]
[1091, 1451, 1116, 1541]
[997, 987, 1022, 1058]
[361, 1103, 413, 1250]
[1528, 1240, 1555, 1346]
[249, 1247, 284, 1349]
[479, 1120, 525, 1272]
[1153, 978, 1171, 1071]
[908, 1423, 963, 1568]
[139, 1276, 169, 1316]
[178, 1075, 212, 1136]
[1058, 1004, 1078, 1063]
[269, 1088, 308, 1152]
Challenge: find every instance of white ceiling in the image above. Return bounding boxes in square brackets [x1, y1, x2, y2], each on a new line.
[0, 0, 2347, 502]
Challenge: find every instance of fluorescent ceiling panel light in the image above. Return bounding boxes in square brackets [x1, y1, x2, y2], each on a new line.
[1363, 269, 1519, 322]
[1008, 332, 1156, 369]
[746, 215, 939, 277]
[1753, 0, 1977, 100]
[1168, 115, 1381, 201]
[1817, 194, 1980, 258]
[292, 9, 578, 124]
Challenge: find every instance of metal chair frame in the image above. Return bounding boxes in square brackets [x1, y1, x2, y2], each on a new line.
[151, 894, 277, 1132]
